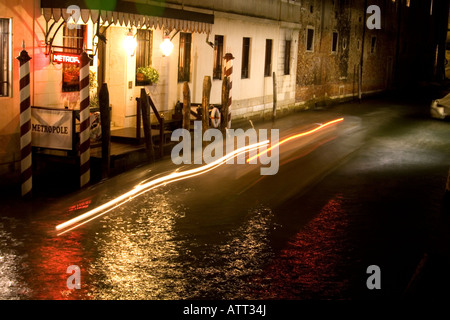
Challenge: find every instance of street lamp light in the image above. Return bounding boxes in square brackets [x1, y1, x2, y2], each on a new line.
[124, 28, 137, 56]
[160, 35, 174, 57]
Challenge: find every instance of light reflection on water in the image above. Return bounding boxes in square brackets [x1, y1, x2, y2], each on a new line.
[0, 190, 276, 299]
[88, 190, 187, 299]
[76, 185, 275, 300]
[0, 116, 349, 299]
[0, 217, 30, 299]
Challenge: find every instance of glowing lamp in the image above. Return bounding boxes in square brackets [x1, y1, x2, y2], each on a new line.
[160, 36, 174, 56]
[124, 29, 137, 56]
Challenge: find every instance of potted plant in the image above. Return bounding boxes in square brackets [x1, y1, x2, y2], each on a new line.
[136, 65, 159, 85]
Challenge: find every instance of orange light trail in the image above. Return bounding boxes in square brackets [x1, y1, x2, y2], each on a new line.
[246, 117, 344, 163]
[56, 140, 269, 236]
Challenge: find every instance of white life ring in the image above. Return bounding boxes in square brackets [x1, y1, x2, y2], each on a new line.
[210, 106, 221, 128]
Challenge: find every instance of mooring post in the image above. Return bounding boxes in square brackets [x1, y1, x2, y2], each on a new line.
[183, 82, 191, 131]
[79, 51, 91, 188]
[159, 114, 164, 158]
[140, 88, 155, 162]
[16, 41, 32, 197]
[272, 71, 277, 120]
[202, 76, 212, 142]
[99, 83, 110, 178]
[221, 76, 230, 132]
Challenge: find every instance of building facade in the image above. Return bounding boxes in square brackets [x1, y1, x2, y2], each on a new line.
[0, 0, 448, 185]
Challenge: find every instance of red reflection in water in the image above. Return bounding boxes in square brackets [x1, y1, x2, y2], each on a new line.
[24, 221, 92, 300]
[68, 199, 92, 212]
[251, 194, 350, 299]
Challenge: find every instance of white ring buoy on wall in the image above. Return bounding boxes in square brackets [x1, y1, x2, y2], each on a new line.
[210, 106, 221, 128]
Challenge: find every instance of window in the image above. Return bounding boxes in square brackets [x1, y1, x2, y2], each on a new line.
[135, 29, 153, 85]
[264, 39, 272, 77]
[213, 35, 224, 80]
[306, 27, 314, 52]
[331, 31, 338, 53]
[370, 36, 377, 54]
[62, 25, 86, 92]
[241, 37, 251, 79]
[178, 33, 191, 82]
[0, 18, 10, 97]
[284, 40, 291, 75]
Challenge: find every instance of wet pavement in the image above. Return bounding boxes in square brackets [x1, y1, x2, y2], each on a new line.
[0, 93, 449, 300]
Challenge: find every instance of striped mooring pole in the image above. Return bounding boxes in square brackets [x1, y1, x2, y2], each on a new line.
[224, 53, 234, 129]
[79, 51, 90, 188]
[16, 41, 32, 197]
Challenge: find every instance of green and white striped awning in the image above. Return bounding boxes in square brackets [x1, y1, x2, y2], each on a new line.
[41, 0, 214, 33]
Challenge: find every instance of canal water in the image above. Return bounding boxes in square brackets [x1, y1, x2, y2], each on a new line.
[1, 98, 449, 299]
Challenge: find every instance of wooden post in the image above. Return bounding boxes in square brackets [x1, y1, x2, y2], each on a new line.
[79, 51, 91, 188]
[272, 71, 277, 120]
[16, 41, 32, 197]
[221, 76, 230, 132]
[140, 88, 155, 162]
[99, 83, 110, 178]
[202, 76, 212, 138]
[146, 93, 164, 158]
[159, 115, 164, 158]
[136, 96, 141, 141]
[183, 82, 191, 131]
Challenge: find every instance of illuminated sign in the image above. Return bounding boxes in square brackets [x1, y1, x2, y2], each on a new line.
[53, 53, 80, 64]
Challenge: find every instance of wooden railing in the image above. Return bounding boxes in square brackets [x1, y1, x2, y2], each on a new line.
[136, 88, 165, 160]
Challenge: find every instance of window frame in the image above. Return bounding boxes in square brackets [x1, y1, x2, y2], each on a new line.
[135, 28, 153, 86]
[264, 39, 273, 77]
[284, 39, 291, 75]
[178, 32, 192, 83]
[306, 27, 314, 52]
[213, 35, 224, 80]
[241, 37, 251, 79]
[331, 31, 339, 53]
[61, 24, 86, 92]
[0, 18, 11, 97]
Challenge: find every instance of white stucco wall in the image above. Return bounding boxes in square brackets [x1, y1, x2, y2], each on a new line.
[0, 0, 301, 177]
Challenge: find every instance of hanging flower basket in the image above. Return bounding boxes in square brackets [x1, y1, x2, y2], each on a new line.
[136, 66, 159, 86]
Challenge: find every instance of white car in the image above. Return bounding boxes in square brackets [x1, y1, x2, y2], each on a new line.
[430, 93, 450, 119]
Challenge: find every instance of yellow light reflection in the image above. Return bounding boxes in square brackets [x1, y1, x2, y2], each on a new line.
[247, 118, 344, 163]
[56, 140, 269, 236]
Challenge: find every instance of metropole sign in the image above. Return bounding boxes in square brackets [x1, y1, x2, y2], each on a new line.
[52, 52, 80, 64]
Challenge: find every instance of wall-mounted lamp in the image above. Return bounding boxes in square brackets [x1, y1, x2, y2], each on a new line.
[160, 35, 174, 57]
[124, 28, 137, 56]
[160, 29, 180, 57]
